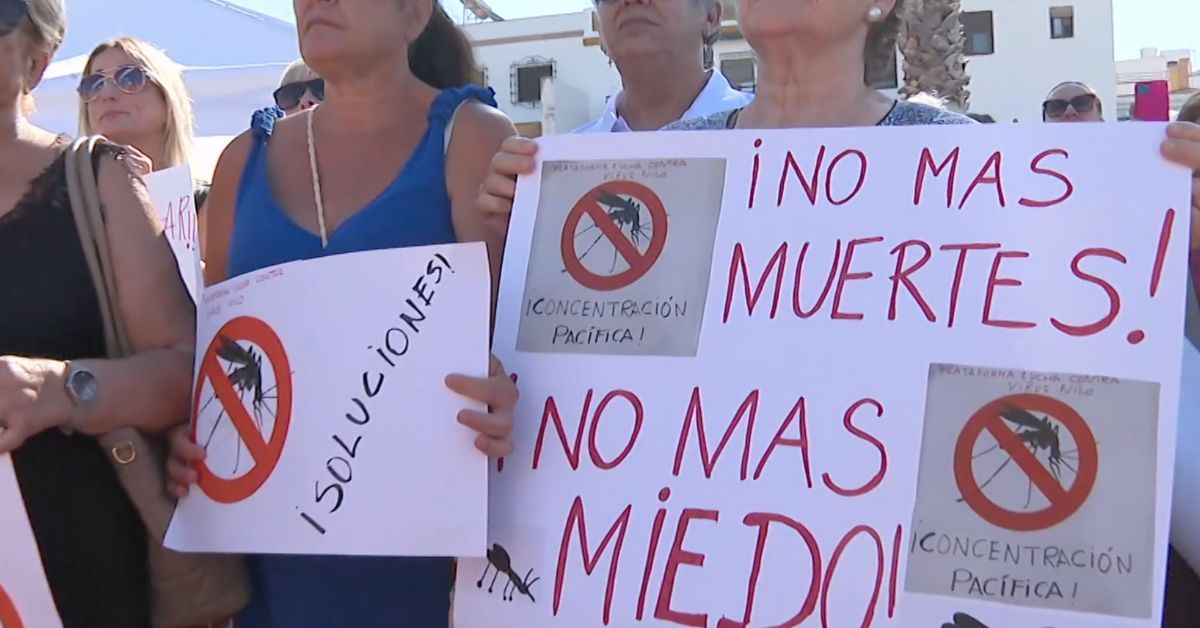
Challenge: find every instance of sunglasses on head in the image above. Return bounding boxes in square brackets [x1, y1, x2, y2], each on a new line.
[273, 78, 324, 111]
[78, 65, 150, 103]
[0, 0, 29, 38]
[1042, 94, 1097, 118]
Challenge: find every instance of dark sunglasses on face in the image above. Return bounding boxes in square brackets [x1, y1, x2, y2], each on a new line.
[78, 65, 150, 103]
[0, 0, 29, 38]
[1043, 94, 1097, 118]
[273, 78, 324, 111]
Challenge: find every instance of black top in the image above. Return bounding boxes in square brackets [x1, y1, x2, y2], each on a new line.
[0, 145, 150, 627]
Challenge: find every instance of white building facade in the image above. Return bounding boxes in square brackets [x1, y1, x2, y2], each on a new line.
[462, 0, 1115, 134]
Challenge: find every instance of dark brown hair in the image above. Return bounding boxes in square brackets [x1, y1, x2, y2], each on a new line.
[1179, 92, 1200, 124]
[865, 3, 901, 84]
[409, 4, 479, 89]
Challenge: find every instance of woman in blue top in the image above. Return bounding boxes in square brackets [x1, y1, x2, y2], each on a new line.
[165, 1, 518, 626]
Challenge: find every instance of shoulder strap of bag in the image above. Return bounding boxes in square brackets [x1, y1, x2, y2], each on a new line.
[64, 136, 130, 358]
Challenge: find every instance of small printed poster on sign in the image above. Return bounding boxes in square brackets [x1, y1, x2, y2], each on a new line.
[453, 122, 1190, 628]
[516, 158, 725, 357]
[906, 364, 1159, 618]
[164, 243, 490, 556]
[0, 456, 63, 628]
[144, 165, 202, 302]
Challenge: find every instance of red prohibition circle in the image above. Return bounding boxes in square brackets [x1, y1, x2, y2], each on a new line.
[0, 583, 22, 628]
[191, 315, 294, 504]
[953, 393, 1098, 532]
[560, 180, 668, 291]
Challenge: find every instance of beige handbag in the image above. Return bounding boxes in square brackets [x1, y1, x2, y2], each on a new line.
[63, 135, 250, 628]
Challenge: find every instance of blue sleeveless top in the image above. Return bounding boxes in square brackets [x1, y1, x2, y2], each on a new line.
[226, 86, 497, 628]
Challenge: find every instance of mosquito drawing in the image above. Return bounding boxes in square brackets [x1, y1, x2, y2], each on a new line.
[476, 543, 540, 603]
[194, 336, 280, 473]
[957, 403, 1082, 509]
[940, 612, 1057, 628]
[568, 189, 656, 273]
[942, 612, 989, 628]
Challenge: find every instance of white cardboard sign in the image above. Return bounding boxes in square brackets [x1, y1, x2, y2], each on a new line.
[165, 243, 490, 557]
[453, 123, 1190, 627]
[0, 455, 63, 628]
[144, 165, 202, 303]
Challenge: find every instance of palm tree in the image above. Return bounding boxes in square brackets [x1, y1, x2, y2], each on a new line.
[897, 0, 971, 112]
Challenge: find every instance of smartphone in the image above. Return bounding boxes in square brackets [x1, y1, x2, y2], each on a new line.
[1133, 80, 1170, 121]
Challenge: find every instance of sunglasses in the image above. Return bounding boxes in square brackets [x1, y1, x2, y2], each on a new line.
[1042, 94, 1097, 118]
[273, 78, 324, 111]
[78, 65, 150, 103]
[0, 0, 28, 38]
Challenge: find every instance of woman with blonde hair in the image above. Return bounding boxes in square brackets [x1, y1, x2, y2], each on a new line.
[0, 0, 199, 625]
[78, 37, 193, 175]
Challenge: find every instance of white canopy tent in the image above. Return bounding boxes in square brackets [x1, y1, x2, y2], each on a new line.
[28, 0, 300, 180]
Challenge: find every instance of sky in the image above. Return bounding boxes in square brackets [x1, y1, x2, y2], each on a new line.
[236, 0, 1198, 62]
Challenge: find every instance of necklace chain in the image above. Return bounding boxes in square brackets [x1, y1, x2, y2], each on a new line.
[306, 108, 329, 248]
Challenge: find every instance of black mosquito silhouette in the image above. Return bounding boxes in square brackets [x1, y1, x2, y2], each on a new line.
[568, 189, 656, 273]
[958, 403, 1081, 509]
[194, 337, 280, 473]
[477, 543, 540, 603]
[941, 610, 1056, 628]
[942, 611, 989, 628]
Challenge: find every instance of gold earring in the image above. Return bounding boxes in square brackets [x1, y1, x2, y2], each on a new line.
[866, 6, 884, 22]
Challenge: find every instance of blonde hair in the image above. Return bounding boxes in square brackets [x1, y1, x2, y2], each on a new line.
[279, 59, 319, 89]
[78, 37, 195, 169]
[18, 0, 67, 116]
[906, 92, 947, 109]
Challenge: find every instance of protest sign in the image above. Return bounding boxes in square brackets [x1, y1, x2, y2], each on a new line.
[144, 165, 202, 302]
[164, 243, 491, 556]
[453, 123, 1191, 627]
[0, 456, 63, 628]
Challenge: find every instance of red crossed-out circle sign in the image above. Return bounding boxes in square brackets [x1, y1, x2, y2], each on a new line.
[953, 393, 1098, 532]
[560, 180, 668, 291]
[0, 583, 22, 628]
[192, 316, 293, 504]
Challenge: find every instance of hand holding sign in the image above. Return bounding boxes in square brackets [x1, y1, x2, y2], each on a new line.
[166, 421, 204, 498]
[478, 136, 539, 223]
[446, 354, 517, 458]
[1159, 122, 1200, 249]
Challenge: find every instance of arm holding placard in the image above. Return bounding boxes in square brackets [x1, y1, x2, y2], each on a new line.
[0, 148, 195, 453]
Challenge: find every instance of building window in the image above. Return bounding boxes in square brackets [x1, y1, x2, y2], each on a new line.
[721, 56, 757, 93]
[866, 48, 899, 90]
[511, 57, 555, 105]
[962, 11, 995, 56]
[1050, 6, 1075, 39]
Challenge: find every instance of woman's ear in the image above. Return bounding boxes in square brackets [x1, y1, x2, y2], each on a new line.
[705, 0, 723, 42]
[404, 0, 436, 46]
[23, 50, 52, 93]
